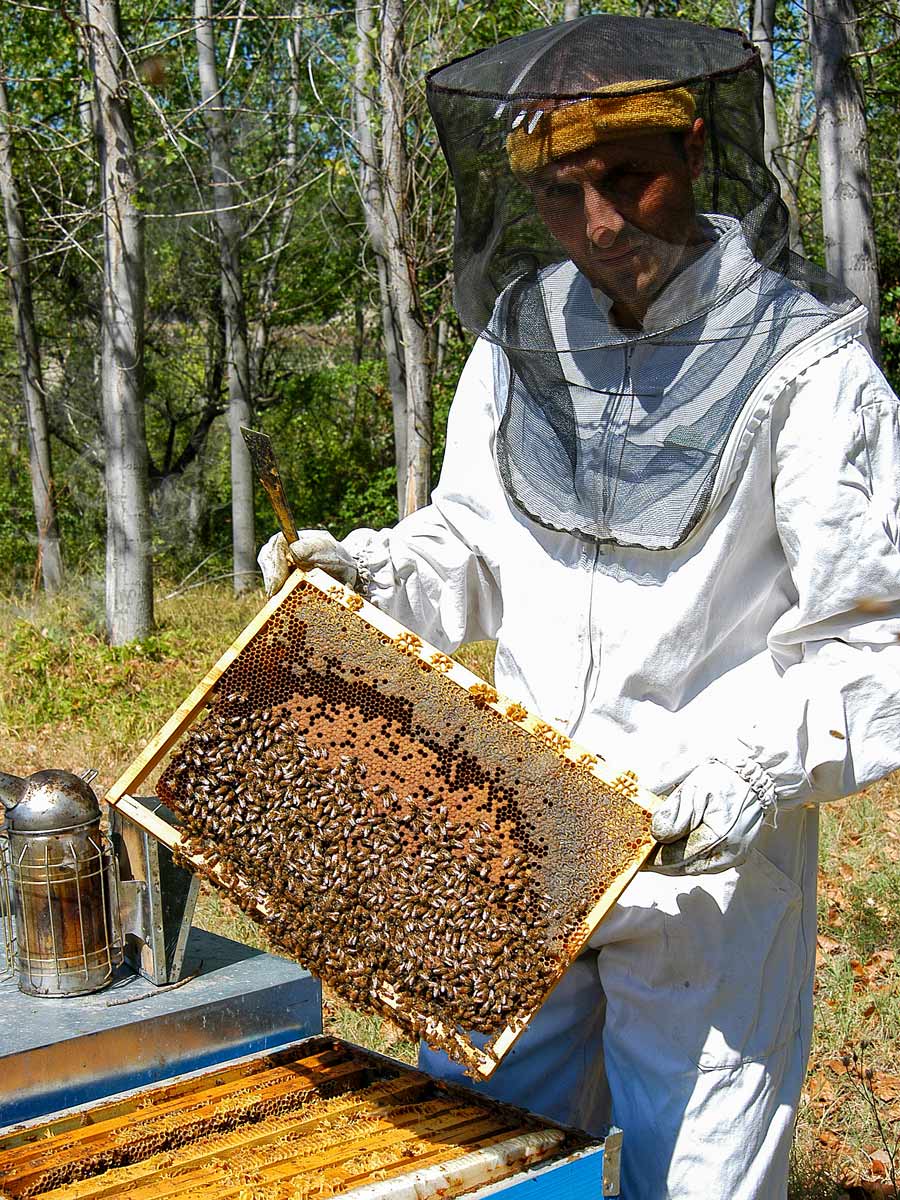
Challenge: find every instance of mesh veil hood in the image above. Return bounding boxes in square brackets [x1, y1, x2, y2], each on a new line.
[425, 16, 862, 548]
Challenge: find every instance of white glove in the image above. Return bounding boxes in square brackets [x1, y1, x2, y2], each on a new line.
[650, 759, 777, 875]
[257, 530, 359, 598]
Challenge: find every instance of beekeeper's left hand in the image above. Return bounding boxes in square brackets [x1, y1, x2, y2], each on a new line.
[650, 759, 777, 875]
[258, 529, 358, 598]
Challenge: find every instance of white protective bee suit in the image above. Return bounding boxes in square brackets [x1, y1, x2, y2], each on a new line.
[332, 216, 900, 1197]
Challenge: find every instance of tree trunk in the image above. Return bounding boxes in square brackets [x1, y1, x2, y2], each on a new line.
[195, 0, 255, 594]
[379, 0, 431, 515]
[378, 256, 408, 514]
[251, 0, 302, 394]
[354, 0, 408, 515]
[353, 292, 365, 366]
[563, 0, 580, 19]
[84, 0, 154, 643]
[435, 316, 449, 377]
[751, 0, 805, 254]
[0, 74, 63, 594]
[76, 2, 97, 201]
[808, 0, 880, 356]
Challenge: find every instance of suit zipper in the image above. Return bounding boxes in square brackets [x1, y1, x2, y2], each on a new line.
[568, 538, 601, 737]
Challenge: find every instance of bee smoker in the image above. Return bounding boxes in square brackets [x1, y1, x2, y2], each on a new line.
[0, 770, 120, 996]
[0, 770, 198, 998]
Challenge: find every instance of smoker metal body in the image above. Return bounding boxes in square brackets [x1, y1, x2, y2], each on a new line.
[107, 796, 200, 985]
[0, 772, 199, 999]
[0, 830, 14, 983]
[9, 822, 115, 996]
[0, 771, 119, 997]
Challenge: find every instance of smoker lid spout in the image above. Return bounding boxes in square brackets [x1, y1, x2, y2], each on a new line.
[0, 771, 27, 812]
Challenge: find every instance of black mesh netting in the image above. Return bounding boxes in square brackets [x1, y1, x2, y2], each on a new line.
[425, 15, 863, 549]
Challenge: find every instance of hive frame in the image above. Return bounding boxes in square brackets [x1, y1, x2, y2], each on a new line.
[0, 1037, 588, 1199]
[106, 568, 658, 1078]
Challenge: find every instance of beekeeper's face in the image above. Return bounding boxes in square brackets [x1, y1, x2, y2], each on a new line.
[528, 119, 706, 326]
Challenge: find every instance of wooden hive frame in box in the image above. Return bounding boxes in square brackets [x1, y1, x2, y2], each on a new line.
[105, 568, 657, 1079]
[0, 1038, 600, 1199]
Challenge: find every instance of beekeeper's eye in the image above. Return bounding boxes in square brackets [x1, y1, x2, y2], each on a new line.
[534, 179, 582, 203]
[602, 166, 654, 198]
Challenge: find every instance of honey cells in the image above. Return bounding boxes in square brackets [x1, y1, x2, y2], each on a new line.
[157, 581, 652, 1072]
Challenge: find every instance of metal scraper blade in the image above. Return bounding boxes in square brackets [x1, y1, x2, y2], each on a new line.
[241, 427, 299, 543]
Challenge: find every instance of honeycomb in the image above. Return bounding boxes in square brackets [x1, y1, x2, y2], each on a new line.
[0, 1038, 581, 1198]
[151, 573, 654, 1076]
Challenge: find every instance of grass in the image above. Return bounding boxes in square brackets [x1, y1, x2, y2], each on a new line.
[795, 778, 900, 1197]
[1, 581, 897, 1197]
[0, 582, 261, 790]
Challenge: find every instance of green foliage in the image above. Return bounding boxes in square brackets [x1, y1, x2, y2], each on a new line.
[0, 452, 36, 589]
[0, 370, 37, 587]
[0, 582, 261, 755]
[1, 608, 176, 728]
[881, 286, 900, 393]
[259, 357, 399, 539]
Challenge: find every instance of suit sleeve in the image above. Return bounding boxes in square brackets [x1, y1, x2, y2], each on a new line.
[734, 340, 900, 805]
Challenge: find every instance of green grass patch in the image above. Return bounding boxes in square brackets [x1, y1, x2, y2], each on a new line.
[192, 882, 273, 954]
[453, 638, 496, 683]
[0, 581, 260, 786]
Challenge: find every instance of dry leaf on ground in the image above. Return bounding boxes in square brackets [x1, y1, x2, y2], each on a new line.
[825, 1057, 850, 1075]
[818, 934, 844, 956]
[806, 1070, 838, 1103]
[868, 1149, 894, 1177]
[818, 1128, 846, 1152]
[871, 1072, 900, 1102]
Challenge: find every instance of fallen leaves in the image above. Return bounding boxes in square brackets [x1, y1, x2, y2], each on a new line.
[844, 950, 898, 995]
[850, 959, 870, 988]
[868, 1149, 894, 1178]
[819, 934, 843, 956]
[871, 1073, 900, 1104]
[818, 1128, 844, 1151]
[808, 1070, 838, 1102]
[882, 811, 900, 865]
[805, 1050, 900, 1199]
[824, 1056, 849, 1075]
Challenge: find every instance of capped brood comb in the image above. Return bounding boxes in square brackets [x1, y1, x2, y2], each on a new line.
[106, 568, 656, 1078]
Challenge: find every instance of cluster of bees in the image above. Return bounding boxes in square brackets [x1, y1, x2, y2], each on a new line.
[11, 1073, 327, 1196]
[162, 703, 565, 1052]
[156, 582, 653, 1070]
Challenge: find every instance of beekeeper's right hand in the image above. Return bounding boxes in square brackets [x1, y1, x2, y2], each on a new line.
[257, 530, 359, 597]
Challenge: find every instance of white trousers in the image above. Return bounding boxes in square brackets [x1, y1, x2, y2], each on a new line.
[419, 845, 813, 1199]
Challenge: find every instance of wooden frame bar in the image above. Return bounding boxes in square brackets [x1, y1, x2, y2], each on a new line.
[104, 568, 658, 1079]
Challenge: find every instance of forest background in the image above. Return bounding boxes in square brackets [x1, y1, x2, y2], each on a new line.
[1, 3, 900, 1196]
[1, 0, 898, 623]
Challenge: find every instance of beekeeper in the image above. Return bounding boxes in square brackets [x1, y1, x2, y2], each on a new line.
[260, 15, 900, 1198]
